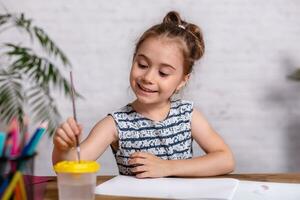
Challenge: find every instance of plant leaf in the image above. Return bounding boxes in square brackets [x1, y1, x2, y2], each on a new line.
[0, 69, 25, 125]
[0, 12, 83, 136]
[288, 69, 300, 81]
[27, 85, 61, 136]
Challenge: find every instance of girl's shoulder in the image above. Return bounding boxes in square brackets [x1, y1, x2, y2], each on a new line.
[108, 103, 138, 122]
[169, 99, 194, 119]
[172, 98, 193, 105]
[111, 104, 132, 115]
[171, 99, 194, 111]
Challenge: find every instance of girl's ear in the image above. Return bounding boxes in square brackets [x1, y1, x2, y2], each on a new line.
[176, 74, 190, 92]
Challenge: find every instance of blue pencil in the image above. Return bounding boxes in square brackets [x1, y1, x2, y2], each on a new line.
[0, 132, 7, 157]
[21, 122, 48, 156]
[0, 176, 9, 197]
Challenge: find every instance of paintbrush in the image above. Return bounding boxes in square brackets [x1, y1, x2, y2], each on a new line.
[70, 71, 81, 162]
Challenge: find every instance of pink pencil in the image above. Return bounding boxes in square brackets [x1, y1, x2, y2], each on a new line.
[10, 118, 19, 157]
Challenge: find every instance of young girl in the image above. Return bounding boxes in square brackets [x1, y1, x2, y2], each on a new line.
[52, 11, 235, 178]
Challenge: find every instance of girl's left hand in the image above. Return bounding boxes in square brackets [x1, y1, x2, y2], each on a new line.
[128, 152, 168, 178]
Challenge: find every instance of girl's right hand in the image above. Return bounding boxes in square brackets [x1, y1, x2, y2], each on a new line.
[53, 117, 83, 151]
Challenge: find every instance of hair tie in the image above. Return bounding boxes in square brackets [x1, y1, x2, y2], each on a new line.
[177, 24, 186, 30]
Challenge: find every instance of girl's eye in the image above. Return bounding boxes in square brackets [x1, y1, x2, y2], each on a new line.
[138, 63, 148, 69]
[159, 71, 169, 77]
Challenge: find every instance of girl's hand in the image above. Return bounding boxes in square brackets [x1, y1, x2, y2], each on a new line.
[128, 152, 169, 178]
[53, 117, 83, 151]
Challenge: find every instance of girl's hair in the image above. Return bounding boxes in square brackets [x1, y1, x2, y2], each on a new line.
[134, 11, 205, 75]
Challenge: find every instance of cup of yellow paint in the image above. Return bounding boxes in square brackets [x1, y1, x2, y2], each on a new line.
[54, 161, 100, 200]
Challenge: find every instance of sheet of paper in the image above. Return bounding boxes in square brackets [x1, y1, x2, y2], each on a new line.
[95, 175, 239, 199]
[233, 180, 300, 200]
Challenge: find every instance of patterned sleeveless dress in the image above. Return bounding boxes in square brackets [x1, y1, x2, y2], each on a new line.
[109, 99, 193, 175]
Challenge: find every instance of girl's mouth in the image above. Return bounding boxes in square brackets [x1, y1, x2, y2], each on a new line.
[137, 83, 157, 93]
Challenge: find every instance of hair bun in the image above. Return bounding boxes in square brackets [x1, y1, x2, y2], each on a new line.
[163, 11, 205, 61]
[185, 24, 205, 60]
[163, 11, 182, 25]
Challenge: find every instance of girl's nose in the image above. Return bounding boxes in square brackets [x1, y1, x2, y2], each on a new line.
[142, 69, 155, 83]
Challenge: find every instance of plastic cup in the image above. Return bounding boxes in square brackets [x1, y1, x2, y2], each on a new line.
[54, 161, 100, 200]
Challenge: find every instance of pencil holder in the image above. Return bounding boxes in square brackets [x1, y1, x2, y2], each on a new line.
[0, 153, 36, 200]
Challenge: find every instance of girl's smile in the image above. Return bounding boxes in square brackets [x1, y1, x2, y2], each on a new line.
[137, 82, 158, 94]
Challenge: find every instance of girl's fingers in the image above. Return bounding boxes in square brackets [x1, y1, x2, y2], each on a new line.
[56, 136, 69, 150]
[131, 165, 148, 174]
[68, 117, 80, 134]
[67, 117, 81, 136]
[61, 122, 76, 145]
[136, 171, 150, 179]
[128, 158, 147, 166]
[130, 152, 149, 159]
[78, 124, 83, 133]
[56, 127, 74, 147]
[54, 134, 70, 150]
[77, 124, 83, 140]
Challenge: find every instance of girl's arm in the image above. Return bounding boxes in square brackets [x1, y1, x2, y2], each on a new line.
[165, 109, 235, 177]
[52, 115, 118, 165]
[129, 109, 235, 178]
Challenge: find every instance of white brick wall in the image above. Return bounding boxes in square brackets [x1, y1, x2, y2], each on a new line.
[3, 0, 300, 175]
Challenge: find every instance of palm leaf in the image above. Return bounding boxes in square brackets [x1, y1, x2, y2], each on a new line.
[4, 43, 80, 98]
[0, 14, 12, 27]
[14, 13, 71, 66]
[0, 12, 83, 136]
[288, 69, 300, 81]
[27, 85, 61, 136]
[0, 13, 70, 66]
[0, 69, 25, 125]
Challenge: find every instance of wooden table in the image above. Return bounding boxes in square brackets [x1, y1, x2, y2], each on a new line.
[43, 173, 300, 200]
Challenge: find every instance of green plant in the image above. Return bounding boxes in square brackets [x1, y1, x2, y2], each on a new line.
[289, 69, 300, 81]
[0, 12, 80, 135]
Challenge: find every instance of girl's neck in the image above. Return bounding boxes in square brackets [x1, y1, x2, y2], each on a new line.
[131, 100, 171, 122]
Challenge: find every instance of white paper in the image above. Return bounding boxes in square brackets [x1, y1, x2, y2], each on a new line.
[95, 175, 239, 199]
[233, 180, 300, 200]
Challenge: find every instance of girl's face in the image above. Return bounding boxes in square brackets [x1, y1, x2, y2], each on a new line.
[130, 36, 189, 106]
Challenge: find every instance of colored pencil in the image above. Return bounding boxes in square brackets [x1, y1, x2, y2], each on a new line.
[2, 171, 21, 200]
[21, 122, 48, 156]
[10, 118, 19, 157]
[0, 132, 6, 157]
[18, 173, 27, 200]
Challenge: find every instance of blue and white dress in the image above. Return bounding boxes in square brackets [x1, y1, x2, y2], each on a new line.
[109, 99, 194, 175]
